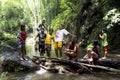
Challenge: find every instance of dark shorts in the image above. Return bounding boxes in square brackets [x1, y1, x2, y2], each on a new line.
[104, 45, 108, 52]
[18, 41, 26, 54]
[39, 44, 45, 53]
[45, 44, 51, 51]
[18, 40, 22, 48]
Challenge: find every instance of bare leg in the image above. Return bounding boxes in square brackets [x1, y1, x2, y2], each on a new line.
[102, 47, 108, 59]
[22, 44, 26, 60]
[19, 48, 24, 60]
[47, 50, 51, 58]
[55, 49, 58, 58]
[40, 53, 44, 57]
[104, 51, 108, 59]
[19, 48, 22, 57]
[59, 48, 62, 58]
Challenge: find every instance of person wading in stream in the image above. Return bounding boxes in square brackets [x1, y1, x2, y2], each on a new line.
[17, 24, 27, 61]
[35, 27, 46, 57]
[99, 28, 108, 59]
[54, 24, 75, 58]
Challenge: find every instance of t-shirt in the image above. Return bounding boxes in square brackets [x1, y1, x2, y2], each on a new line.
[45, 33, 54, 44]
[20, 31, 26, 41]
[74, 45, 78, 57]
[92, 45, 100, 58]
[37, 27, 41, 33]
[69, 44, 78, 57]
[101, 33, 108, 47]
[37, 32, 46, 44]
[55, 29, 69, 42]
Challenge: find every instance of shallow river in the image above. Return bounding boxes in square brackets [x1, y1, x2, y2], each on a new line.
[7, 68, 120, 80]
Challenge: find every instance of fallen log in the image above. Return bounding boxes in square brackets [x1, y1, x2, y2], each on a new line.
[79, 63, 120, 73]
[32, 56, 120, 74]
[78, 58, 120, 69]
[32, 56, 93, 74]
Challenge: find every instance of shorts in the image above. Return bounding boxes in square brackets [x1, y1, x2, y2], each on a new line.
[39, 44, 45, 53]
[104, 45, 108, 52]
[45, 44, 51, 51]
[18, 41, 22, 48]
[54, 41, 62, 49]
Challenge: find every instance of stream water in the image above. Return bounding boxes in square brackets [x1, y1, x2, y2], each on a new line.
[3, 35, 120, 80]
[6, 69, 120, 80]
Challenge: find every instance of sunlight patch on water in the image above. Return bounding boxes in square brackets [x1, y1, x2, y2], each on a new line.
[24, 73, 36, 80]
[35, 68, 47, 75]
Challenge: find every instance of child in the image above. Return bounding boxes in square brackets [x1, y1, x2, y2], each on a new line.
[37, 24, 42, 33]
[17, 24, 27, 61]
[99, 28, 108, 59]
[64, 40, 78, 61]
[45, 28, 54, 58]
[83, 40, 100, 63]
[35, 27, 46, 57]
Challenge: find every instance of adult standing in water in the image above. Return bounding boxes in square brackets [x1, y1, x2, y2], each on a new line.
[54, 24, 75, 58]
[99, 28, 108, 59]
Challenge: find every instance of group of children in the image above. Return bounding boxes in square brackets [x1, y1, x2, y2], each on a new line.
[34, 23, 76, 59]
[83, 28, 108, 63]
[17, 21, 108, 63]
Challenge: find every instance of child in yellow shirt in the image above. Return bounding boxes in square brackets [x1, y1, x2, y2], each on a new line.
[45, 28, 54, 58]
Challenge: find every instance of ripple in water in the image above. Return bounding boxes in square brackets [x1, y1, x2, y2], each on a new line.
[35, 68, 47, 75]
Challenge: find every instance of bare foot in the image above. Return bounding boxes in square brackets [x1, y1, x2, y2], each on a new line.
[19, 57, 24, 61]
[99, 57, 107, 61]
[101, 57, 107, 59]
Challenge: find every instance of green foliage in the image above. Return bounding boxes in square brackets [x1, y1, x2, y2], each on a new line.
[50, 0, 81, 31]
[0, 0, 31, 46]
[0, 0, 32, 34]
[6, 61, 24, 72]
[14, 66, 24, 72]
[51, 9, 71, 30]
[103, 9, 120, 29]
[0, 72, 8, 80]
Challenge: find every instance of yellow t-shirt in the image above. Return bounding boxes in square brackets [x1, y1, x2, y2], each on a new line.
[45, 33, 54, 44]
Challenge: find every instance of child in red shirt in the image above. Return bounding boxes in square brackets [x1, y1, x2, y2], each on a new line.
[17, 24, 27, 61]
[64, 40, 78, 61]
